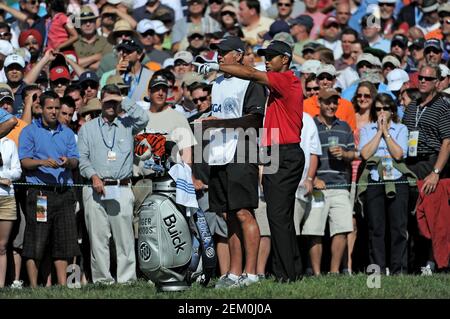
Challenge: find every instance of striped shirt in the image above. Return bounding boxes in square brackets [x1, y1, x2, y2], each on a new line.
[314, 116, 355, 189]
[402, 94, 450, 155]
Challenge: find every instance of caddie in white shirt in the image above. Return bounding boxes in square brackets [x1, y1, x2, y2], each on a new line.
[197, 36, 267, 288]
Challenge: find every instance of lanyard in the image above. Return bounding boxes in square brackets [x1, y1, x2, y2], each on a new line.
[128, 67, 144, 99]
[98, 118, 116, 150]
[415, 105, 427, 128]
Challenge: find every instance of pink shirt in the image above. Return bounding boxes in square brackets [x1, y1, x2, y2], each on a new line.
[304, 11, 327, 40]
[47, 13, 69, 50]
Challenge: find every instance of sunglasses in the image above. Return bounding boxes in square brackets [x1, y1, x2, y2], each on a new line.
[302, 49, 315, 55]
[81, 19, 96, 25]
[358, 61, 373, 69]
[418, 75, 437, 82]
[325, 23, 339, 29]
[379, 3, 395, 7]
[0, 32, 11, 38]
[174, 60, 189, 67]
[82, 81, 99, 90]
[220, 11, 236, 17]
[277, 2, 292, 7]
[189, 34, 204, 41]
[102, 13, 117, 19]
[356, 93, 372, 99]
[305, 86, 320, 92]
[209, 0, 223, 4]
[375, 106, 391, 111]
[317, 74, 335, 81]
[51, 79, 70, 87]
[103, 100, 121, 109]
[26, 0, 38, 5]
[140, 30, 155, 37]
[322, 98, 339, 105]
[115, 31, 132, 38]
[193, 96, 208, 104]
[425, 47, 442, 54]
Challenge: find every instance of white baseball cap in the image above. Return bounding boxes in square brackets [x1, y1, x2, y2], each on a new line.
[4, 54, 26, 69]
[0, 40, 13, 56]
[174, 51, 194, 64]
[387, 69, 409, 92]
[107, 0, 122, 4]
[316, 64, 337, 77]
[137, 19, 168, 35]
[299, 60, 321, 74]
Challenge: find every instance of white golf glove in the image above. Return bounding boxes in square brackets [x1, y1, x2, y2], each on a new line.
[192, 62, 220, 75]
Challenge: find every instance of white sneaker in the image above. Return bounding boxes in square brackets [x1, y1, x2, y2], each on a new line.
[11, 280, 23, 289]
[238, 273, 259, 287]
[421, 265, 433, 276]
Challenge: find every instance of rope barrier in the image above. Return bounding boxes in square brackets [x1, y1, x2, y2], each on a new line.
[9, 179, 418, 188]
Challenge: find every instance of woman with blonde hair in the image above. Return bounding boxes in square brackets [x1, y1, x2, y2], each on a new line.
[0, 136, 21, 288]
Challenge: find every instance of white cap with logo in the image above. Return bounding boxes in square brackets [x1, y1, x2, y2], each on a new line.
[387, 69, 409, 92]
[4, 54, 26, 68]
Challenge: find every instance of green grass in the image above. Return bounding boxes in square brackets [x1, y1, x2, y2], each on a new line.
[1, 274, 449, 299]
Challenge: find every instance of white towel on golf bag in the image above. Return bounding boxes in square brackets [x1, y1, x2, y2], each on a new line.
[169, 163, 198, 210]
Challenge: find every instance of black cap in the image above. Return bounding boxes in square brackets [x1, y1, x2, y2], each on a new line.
[288, 15, 314, 31]
[149, 75, 170, 88]
[391, 34, 408, 49]
[424, 38, 444, 52]
[210, 36, 244, 52]
[409, 38, 425, 50]
[257, 40, 292, 58]
[263, 20, 290, 41]
[116, 38, 144, 53]
[79, 71, 99, 84]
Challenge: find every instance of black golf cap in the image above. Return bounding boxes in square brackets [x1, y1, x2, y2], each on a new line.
[116, 37, 144, 53]
[210, 36, 244, 52]
[257, 40, 292, 58]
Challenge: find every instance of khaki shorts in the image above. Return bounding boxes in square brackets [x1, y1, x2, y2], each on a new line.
[254, 199, 270, 236]
[301, 189, 353, 237]
[0, 196, 16, 220]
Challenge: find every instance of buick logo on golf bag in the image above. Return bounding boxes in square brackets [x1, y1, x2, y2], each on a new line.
[163, 214, 187, 254]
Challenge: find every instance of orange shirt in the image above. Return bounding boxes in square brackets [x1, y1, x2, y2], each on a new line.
[303, 95, 356, 131]
[7, 118, 28, 147]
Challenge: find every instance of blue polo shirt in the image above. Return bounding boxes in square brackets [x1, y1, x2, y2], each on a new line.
[0, 108, 13, 123]
[18, 118, 79, 185]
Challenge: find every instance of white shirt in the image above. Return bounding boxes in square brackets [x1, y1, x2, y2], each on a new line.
[296, 113, 322, 200]
[317, 39, 343, 60]
[0, 137, 22, 196]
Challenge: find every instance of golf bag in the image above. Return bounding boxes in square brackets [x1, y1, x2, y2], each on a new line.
[136, 144, 217, 291]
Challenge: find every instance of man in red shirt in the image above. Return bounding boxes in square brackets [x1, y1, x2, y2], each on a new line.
[195, 40, 305, 282]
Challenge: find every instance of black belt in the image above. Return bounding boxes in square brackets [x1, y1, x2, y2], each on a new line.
[103, 178, 131, 186]
[261, 143, 300, 151]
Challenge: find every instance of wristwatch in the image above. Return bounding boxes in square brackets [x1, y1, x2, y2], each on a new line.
[432, 167, 441, 174]
[385, 134, 391, 139]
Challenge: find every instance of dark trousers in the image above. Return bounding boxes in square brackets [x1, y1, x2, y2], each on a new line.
[262, 144, 304, 282]
[365, 178, 409, 274]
